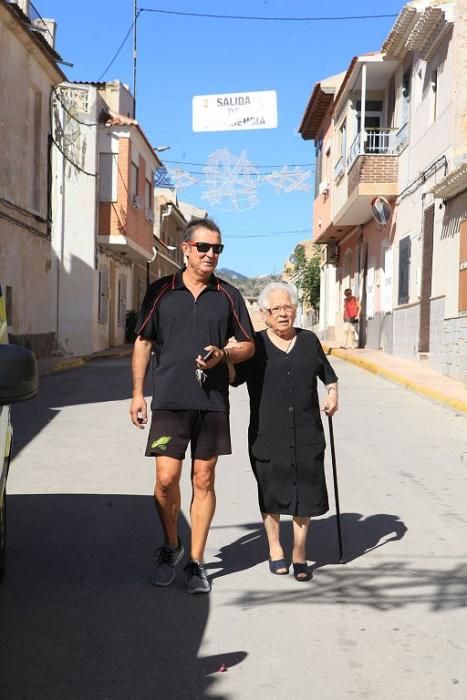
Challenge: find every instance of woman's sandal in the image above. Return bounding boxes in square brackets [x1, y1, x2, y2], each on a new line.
[269, 558, 289, 575]
[293, 563, 312, 582]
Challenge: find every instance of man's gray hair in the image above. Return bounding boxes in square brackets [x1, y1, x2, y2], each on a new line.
[258, 282, 298, 311]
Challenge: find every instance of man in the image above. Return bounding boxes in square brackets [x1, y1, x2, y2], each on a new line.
[342, 288, 361, 349]
[130, 218, 255, 594]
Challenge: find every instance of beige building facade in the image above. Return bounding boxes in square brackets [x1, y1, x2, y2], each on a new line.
[0, 0, 64, 357]
[300, 0, 467, 380]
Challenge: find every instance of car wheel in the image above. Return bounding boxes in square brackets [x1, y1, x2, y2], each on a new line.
[0, 489, 6, 579]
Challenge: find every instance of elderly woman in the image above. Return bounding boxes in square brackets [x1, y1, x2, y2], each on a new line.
[231, 282, 338, 581]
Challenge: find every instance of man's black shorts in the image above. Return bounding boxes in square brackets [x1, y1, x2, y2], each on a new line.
[145, 410, 232, 460]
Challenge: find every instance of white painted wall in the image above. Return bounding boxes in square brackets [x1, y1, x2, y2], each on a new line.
[51, 83, 99, 355]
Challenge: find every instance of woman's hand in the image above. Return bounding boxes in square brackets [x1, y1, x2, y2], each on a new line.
[322, 385, 338, 417]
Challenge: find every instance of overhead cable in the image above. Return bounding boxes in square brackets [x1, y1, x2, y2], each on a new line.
[140, 8, 397, 22]
[98, 13, 140, 81]
[223, 229, 310, 238]
[164, 159, 315, 169]
[51, 137, 98, 177]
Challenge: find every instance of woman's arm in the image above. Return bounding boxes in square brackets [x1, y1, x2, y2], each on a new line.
[322, 382, 338, 417]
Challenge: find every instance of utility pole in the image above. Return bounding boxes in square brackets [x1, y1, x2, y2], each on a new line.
[132, 0, 138, 117]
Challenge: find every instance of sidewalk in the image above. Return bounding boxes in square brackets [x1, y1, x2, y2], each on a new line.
[37, 344, 133, 377]
[322, 343, 467, 414]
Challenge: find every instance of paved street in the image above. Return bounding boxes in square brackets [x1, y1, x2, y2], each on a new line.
[1, 356, 467, 699]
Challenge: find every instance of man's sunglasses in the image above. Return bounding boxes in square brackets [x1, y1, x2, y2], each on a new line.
[187, 241, 224, 254]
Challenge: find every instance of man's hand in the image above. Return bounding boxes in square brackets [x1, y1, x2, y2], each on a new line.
[196, 345, 225, 369]
[130, 336, 152, 428]
[130, 394, 148, 429]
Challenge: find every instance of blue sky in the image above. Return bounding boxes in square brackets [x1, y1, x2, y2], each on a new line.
[38, 0, 404, 276]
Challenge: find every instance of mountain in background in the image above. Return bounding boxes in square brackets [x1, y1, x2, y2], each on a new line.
[217, 268, 282, 298]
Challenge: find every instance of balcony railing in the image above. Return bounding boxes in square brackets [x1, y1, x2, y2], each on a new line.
[347, 134, 361, 170]
[346, 129, 399, 171]
[395, 122, 409, 152]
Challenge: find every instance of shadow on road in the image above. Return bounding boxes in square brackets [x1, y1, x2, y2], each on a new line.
[208, 512, 408, 578]
[0, 494, 246, 699]
[11, 358, 138, 459]
[208, 513, 467, 612]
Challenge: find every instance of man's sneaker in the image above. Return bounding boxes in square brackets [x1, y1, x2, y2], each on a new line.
[184, 560, 211, 594]
[152, 539, 184, 587]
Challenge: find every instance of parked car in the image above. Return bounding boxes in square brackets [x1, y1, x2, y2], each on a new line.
[0, 284, 38, 577]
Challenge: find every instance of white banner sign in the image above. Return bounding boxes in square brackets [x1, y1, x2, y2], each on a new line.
[192, 90, 278, 132]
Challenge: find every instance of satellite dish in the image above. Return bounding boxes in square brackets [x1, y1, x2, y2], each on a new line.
[371, 196, 391, 226]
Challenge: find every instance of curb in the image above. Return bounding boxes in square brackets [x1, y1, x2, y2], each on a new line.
[39, 346, 133, 377]
[323, 344, 467, 414]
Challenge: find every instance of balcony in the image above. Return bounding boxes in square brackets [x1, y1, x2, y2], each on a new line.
[333, 128, 399, 227]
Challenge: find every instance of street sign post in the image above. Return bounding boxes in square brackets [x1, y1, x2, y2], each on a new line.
[192, 90, 278, 132]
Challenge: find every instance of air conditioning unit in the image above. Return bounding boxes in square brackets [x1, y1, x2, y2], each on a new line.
[132, 194, 143, 209]
[323, 242, 338, 266]
[318, 179, 329, 196]
[146, 208, 154, 223]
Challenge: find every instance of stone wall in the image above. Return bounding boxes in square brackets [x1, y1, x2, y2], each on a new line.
[392, 303, 420, 360]
[440, 315, 467, 382]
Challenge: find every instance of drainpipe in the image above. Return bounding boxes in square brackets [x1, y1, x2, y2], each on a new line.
[360, 63, 367, 156]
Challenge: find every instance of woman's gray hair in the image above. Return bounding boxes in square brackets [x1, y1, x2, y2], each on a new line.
[258, 282, 298, 311]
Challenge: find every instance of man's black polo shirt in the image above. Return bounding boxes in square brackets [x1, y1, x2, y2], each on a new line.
[135, 268, 253, 413]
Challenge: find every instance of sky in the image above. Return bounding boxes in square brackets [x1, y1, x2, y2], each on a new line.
[36, 0, 404, 277]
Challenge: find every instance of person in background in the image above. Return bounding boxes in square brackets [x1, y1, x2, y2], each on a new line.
[342, 288, 361, 349]
[230, 282, 338, 582]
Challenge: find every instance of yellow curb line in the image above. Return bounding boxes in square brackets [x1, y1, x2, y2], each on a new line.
[41, 348, 133, 376]
[323, 344, 467, 414]
[50, 358, 86, 373]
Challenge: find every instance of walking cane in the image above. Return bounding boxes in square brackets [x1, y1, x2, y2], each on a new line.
[328, 416, 344, 564]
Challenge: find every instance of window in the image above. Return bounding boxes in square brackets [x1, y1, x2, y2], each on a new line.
[98, 267, 109, 323]
[398, 236, 411, 305]
[32, 90, 42, 211]
[117, 274, 127, 327]
[401, 70, 411, 125]
[145, 179, 152, 210]
[339, 120, 347, 159]
[314, 135, 323, 197]
[99, 153, 117, 202]
[5, 286, 12, 326]
[459, 221, 467, 313]
[431, 68, 438, 123]
[382, 245, 393, 313]
[130, 162, 139, 197]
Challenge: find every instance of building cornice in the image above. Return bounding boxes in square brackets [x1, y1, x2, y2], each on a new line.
[0, 0, 65, 81]
[298, 83, 334, 141]
[382, 6, 418, 58]
[431, 161, 467, 200]
[406, 6, 453, 61]
[383, 3, 454, 62]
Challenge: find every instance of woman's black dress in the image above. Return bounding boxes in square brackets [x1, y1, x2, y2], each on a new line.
[236, 328, 338, 517]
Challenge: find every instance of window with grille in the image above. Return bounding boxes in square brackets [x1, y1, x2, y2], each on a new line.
[459, 221, 467, 314]
[98, 267, 109, 323]
[117, 275, 127, 327]
[398, 236, 411, 305]
[32, 90, 42, 212]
